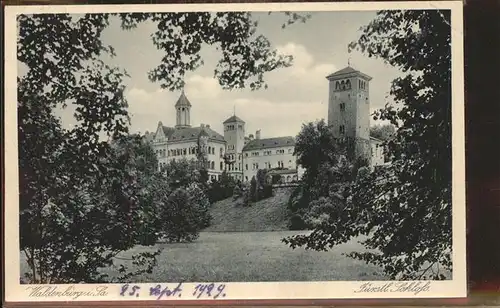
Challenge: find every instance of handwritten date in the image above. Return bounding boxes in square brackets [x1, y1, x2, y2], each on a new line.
[192, 283, 226, 299]
[120, 282, 226, 300]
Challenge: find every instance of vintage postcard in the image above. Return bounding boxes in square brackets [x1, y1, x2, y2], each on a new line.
[4, 1, 466, 303]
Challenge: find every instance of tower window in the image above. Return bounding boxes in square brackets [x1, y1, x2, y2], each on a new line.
[335, 81, 340, 90]
[339, 125, 345, 134]
[346, 80, 351, 89]
[340, 103, 345, 111]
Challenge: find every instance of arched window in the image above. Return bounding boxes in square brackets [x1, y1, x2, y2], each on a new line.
[287, 176, 291, 182]
[211, 161, 215, 170]
[220, 162, 223, 170]
[346, 79, 351, 89]
[341, 80, 346, 90]
[335, 81, 340, 90]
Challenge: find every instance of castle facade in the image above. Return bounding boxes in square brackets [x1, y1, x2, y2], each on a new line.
[145, 66, 385, 183]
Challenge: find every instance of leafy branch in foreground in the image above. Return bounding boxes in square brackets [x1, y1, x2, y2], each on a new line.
[119, 12, 310, 91]
[19, 11, 309, 283]
[283, 10, 452, 280]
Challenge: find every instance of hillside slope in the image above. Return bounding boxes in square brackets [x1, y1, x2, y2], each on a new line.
[204, 188, 293, 232]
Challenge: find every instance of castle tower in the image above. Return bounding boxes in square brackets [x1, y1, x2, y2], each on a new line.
[223, 114, 245, 177]
[175, 89, 192, 129]
[326, 66, 372, 161]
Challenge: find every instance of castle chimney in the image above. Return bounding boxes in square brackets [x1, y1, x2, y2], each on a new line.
[255, 130, 261, 140]
[206, 124, 210, 129]
[249, 134, 254, 140]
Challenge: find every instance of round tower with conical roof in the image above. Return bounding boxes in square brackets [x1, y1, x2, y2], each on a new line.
[175, 89, 192, 129]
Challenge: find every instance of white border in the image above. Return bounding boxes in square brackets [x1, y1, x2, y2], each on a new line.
[4, 1, 466, 302]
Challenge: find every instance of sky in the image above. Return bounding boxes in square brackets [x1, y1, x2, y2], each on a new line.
[55, 11, 402, 139]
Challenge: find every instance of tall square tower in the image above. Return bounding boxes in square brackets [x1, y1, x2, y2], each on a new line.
[326, 66, 372, 161]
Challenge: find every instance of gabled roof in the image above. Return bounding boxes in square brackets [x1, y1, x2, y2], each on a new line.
[223, 115, 245, 124]
[242, 136, 295, 151]
[175, 90, 192, 107]
[168, 126, 225, 143]
[162, 126, 175, 138]
[326, 66, 372, 81]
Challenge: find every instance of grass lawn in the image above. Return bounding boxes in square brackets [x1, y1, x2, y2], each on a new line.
[98, 231, 388, 282]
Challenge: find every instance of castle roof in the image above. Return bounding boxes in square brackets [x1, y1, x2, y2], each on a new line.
[223, 115, 245, 124]
[326, 66, 372, 81]
[174, 90, 192, 107]
[242, 136, 295, 151]
[162, 126, 176, 138]
[168, 126, 225, 143]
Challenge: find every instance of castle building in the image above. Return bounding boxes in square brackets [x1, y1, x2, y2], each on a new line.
[241, 135, 299, 182]
[149, 90, 227, 181]
[326, 66, 385, 166]
[146, 65, 386, 184]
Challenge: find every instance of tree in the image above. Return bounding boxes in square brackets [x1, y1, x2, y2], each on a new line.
[249, 176, 257, 203]
[17, 14, 162, 283]
[207, 171, 236, 203]
[370, 124, 396, 141]
[284, 10, 452, 280]
[161, 184, 212, 242]
[165, 158, 201, 189]
[119, 12, 309, 91]
[17, 11, 309, 283]
[286, 120, 345, 229]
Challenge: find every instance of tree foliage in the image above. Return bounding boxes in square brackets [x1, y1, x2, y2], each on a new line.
[164, 158, 202, 189]
[17, 11, 305, 283]
[284, 10, 452, 280]
[286, 120, 346, 229]
[161, 184, 212, 243]
[207, 171, 237, 203]
[370, 124, 396, 141]
[119, 12, 309, 91]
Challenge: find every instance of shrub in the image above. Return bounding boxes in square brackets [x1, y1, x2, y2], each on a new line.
[261, 183, 274, 199]
[250, 176, 257, 202]
[232, 184, 242, 200]
[161, 185, 211, 242]
[271, 174, 282, 184]
[289, 214, 307, 231]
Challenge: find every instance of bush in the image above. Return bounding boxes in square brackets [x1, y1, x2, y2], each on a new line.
[271, 174, 282, 184]
[289, 214, 307, 230]
[250, 176, 257, 202]
[161, 185, 211, 242]
[206, 171, 236, 203]
[187, 183, 212, 228]
[261, 183, 274, 199]
[233, 184, 242, 200]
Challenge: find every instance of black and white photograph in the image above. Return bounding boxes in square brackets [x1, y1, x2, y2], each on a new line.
[4, 1, 466, 302]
